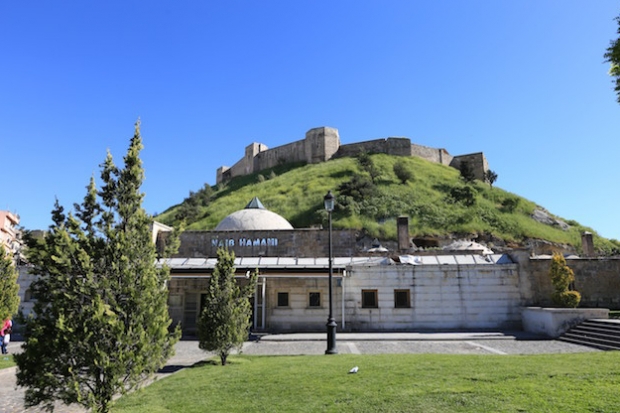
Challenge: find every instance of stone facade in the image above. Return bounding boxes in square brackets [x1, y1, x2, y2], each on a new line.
[164, 254, 522, 334]
[171, 229, 359, 258]
[15, 265, 36, 326]
[344, 262, 521, 331]
[216, 126, 488, 184]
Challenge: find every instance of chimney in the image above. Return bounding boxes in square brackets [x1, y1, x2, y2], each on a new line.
[581, 232, 595, 257]
[397, 216, 410, 252]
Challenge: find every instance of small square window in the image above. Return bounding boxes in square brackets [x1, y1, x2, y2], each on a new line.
[309, 292, 321, 307]
[394, 289, 411, 308]
[362, 290, 378, 308]
[277, 292, 289, 307]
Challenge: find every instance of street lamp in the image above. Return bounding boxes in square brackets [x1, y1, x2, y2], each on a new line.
[324, 190, 338, 354]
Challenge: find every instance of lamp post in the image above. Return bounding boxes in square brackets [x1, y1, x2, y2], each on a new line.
[324, 190, 338, 354]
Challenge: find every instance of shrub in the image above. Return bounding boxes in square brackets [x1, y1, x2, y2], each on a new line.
[338, 175, 377, 201]
[448, 185, 476, 207]
[459, 161, 476, 183]
[393, 161, 414, 184]
[549, 252, 581, 308]
[357, 151, 381, 183]
[501, 196, 520, 213]
[552, 291, 582, 308]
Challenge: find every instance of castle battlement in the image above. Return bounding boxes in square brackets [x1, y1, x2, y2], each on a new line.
[216, 127, 488, 184]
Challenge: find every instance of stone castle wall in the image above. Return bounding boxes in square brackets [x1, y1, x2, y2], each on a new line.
[334, 137, 413, 158]
[411, 143, 453, 165]
[216, 126, 487, 184]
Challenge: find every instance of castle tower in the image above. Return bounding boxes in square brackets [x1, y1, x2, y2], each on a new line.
[304, 127, 340, 164]
[244, 142, 267, 175]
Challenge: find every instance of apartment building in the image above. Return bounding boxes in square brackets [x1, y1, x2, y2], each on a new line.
[0, 210, 20, 257]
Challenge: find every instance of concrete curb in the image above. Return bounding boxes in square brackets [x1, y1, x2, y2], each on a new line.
[258, 331, 547, 342]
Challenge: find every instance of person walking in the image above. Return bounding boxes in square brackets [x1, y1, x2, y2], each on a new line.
[1, 318, 12, 354]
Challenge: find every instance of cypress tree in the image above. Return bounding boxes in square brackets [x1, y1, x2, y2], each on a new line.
[15, 120, 180, 413]
[0, 247, 20, 321]
[198, 248, 257, 365]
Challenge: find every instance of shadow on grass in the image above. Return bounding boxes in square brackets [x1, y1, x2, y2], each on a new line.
[190, 360, 220, 368]
[157, 365, 189, 374]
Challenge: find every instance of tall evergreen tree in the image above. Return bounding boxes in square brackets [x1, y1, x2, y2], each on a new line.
[15, 120, 180, 413]
[605, 14, 620, 103]
[0, 248, 20, 321]
[198, 248, 257, 366]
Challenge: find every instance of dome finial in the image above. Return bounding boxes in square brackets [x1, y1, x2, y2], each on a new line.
[245, 197, 265, 210]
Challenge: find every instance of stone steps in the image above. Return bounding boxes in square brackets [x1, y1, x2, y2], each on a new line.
[559, 319, 620, 351]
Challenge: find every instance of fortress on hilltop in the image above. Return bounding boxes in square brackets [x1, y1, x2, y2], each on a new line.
[216, 126, 488, 184]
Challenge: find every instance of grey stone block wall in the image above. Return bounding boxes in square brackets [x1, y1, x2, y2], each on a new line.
[335, 137, 412, 158]
[450, 152, 488, 181]
[510, 250, 620, 309]
[175, 228, 359, 258]
[411, 144, 453, 166]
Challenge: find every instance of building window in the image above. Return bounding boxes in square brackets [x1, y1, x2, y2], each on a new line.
[277, 292, 289, 307]
[24, 289, 32, 302]
[309, 292, 321, 307]
[362, 289, 378, 308]
[183, 293, 200, 331]
[168, 294, 183, 307]
[394, 289, 411, 308]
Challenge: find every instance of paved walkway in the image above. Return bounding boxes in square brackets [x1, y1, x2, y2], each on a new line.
[0, 332, 600, 412]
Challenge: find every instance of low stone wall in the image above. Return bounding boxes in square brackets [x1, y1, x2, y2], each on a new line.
[522, 307, 609, 338]
[509, 251, 620, 309]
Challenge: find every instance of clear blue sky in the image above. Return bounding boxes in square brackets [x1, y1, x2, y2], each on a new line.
[2, 2, 619, 240]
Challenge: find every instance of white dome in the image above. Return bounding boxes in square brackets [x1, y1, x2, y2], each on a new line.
[214, 197, 293, 231]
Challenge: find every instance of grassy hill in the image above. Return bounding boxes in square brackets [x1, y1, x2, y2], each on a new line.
[155, 154, 620, 255]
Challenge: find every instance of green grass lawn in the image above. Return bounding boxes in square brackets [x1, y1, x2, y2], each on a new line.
[111, 352, 620, 412]
[0, 354, 15, 369]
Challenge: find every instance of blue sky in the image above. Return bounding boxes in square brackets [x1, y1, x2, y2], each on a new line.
[2, 2, 619, 240]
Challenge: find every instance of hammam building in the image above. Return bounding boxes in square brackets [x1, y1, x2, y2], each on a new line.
[157, 197, 612, 337]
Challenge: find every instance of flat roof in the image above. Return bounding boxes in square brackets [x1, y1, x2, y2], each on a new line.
[160, 254, 512, 271]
